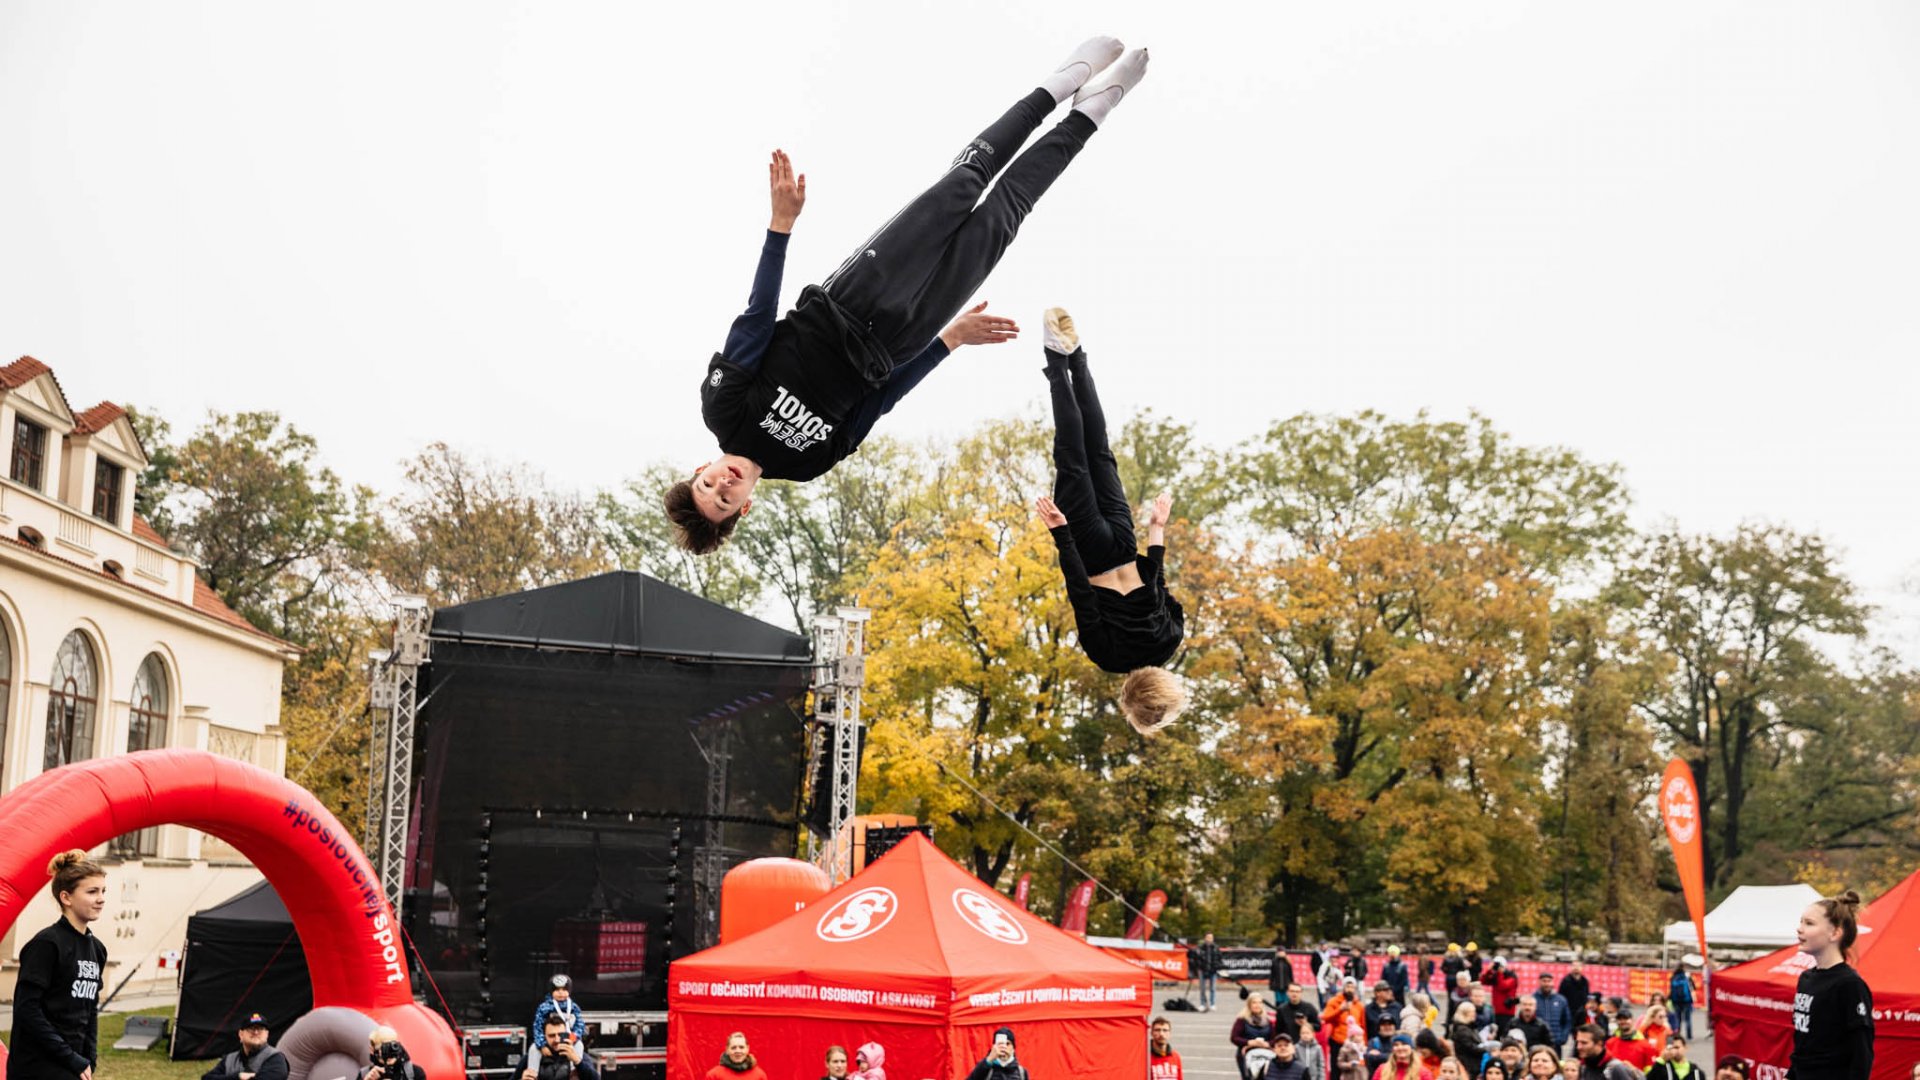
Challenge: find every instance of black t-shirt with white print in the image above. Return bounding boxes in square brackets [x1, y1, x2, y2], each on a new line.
[701, 285, 889, 482]
[1788, 961, 1873, 1080]
[6, 918, 107, 1080]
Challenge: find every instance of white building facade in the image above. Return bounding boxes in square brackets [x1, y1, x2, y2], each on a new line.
[1, 355, 298, 999]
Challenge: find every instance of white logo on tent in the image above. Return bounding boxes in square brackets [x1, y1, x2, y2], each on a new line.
[816, 887, 898, 942]
[953, 888, 1028, 945]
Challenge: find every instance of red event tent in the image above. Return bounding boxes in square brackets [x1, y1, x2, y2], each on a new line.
[667, 833, 1152, 1080]
[1712, 867, 1920, 1080]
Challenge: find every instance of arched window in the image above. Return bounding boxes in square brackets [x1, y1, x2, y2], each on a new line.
[128, 654, 169, 753]
[115, 652, 171, 857]
[0, 618, 12, 775]
[44, 632, 99, 770]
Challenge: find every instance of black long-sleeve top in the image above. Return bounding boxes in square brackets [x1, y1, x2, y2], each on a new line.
[1046, 529, 1185, 673]
[701, 232, 949, 481]
[1788, 962, 1873, 1080]
[6, 919, 107, 1080]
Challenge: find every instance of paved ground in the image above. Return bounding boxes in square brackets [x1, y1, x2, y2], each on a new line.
[1154, 982, 1720, 1080]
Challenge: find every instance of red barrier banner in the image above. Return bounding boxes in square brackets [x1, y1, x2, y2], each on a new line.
[1279, 954, 1701, 1005]
[1095, 942, 1189, 980]
[1014, 873, 1031, 911]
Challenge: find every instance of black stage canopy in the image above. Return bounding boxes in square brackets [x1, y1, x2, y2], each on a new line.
[428, 571, 812, 662]
[171, 880, 311, 1060]
[408, 571, 815, 1024]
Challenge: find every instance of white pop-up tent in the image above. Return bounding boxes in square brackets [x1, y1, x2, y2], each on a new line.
[1663, 882, 1822, 947]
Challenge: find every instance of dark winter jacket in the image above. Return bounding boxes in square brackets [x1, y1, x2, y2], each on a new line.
[203, 1044, 289, 1080]
[1381, 960, 1411, 1002]
[1533, 991, 1574, 1047]
[1191, 942, 1223, 977]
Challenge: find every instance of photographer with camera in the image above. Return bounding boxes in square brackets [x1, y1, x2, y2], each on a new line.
[521, 1013, 599, 1080]
[358, 1026, 427, 1080]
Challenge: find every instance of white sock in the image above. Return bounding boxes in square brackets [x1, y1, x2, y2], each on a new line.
[1072, 47, 1149, 127]
[1041, 36, 1124, 105]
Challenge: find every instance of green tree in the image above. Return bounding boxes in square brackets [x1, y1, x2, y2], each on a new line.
[367, 443, 613, 607]
[1739, 654, 1920, 890]
[1184, 527, 1556, 941]
[1620, 524, 1869, 888]
[1542, 602, 1664, 940]
[163, 411, 363, 637]
[732, 437, 928, 631]
[1228, 410, 1629, 576]
[122, 404, 180, 535]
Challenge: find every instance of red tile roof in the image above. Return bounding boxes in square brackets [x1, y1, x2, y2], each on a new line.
[132, 515, 170, 547]
[1, 355, 52, 389]
[191, 577, 274, 637]
[72, 401, 127, 435]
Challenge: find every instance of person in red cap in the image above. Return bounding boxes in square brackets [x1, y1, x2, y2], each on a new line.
[201, 1014, 287, 1080]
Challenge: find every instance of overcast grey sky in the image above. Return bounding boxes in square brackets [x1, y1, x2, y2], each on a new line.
[4, 2, 1915, 647]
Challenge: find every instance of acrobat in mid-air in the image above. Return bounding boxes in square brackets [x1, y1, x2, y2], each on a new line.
[667, 36, 1151, 553]
[1032, 309, 1188, 734]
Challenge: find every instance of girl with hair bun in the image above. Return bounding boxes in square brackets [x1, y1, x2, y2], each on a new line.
[6, 850, 109, 1080]
[1788, 889, 1874, 1080]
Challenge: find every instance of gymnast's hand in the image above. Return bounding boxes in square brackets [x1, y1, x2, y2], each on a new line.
[939, 301, 1020, 350]
[1034, 495, 1068, 529]
[769, 149, 806, 233]
[1147, 491, 1172, 527]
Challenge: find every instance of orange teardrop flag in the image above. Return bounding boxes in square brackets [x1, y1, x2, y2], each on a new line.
[1660, 758, 1709, 958]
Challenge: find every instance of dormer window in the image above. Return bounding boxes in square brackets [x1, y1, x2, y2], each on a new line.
[10, 416, 46, 489]
[92, 457, 124, 523]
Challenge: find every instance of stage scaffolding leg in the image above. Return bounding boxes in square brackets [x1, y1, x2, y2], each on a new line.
[368, 596, 431, 919]
[691, 724, 733, 951]
[807, 607, 869, 883]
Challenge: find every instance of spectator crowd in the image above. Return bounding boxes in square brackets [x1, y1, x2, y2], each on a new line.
[1189, 941, 1723, 1080]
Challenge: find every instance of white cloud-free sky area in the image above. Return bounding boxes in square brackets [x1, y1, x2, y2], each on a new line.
[4, 2, 1915, 646]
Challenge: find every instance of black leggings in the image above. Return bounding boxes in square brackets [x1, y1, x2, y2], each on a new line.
[1047, 349, 1137, 574]
[823, 88, 1096, 362]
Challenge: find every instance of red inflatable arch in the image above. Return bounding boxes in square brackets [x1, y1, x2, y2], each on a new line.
[0, 749, 459, 1078]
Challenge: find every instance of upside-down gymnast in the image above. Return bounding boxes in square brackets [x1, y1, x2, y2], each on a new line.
[1032, 308, 1188, 734]
[666, 37, 1150, 554]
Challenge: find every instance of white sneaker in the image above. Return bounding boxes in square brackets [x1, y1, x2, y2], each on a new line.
[1044, 307, 1079, 354]
[1073, 47, 1149, 107]
[1054, 35, 1125, 87]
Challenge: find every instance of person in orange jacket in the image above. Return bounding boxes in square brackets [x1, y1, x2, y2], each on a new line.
[1325, 979, 1370, 1054]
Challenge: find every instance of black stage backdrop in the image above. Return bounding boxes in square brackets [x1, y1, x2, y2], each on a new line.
[404, 573, 814, 1024]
